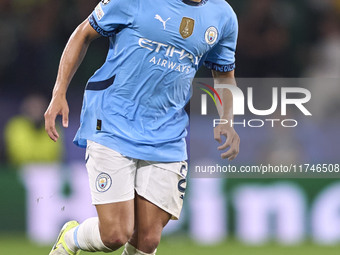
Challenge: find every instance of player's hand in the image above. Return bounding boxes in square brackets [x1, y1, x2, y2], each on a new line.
[214, 124, 240, 161]
[44, 93, 69, 142]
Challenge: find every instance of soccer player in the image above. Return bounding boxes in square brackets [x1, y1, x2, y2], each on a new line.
[44, 0, 240, 254]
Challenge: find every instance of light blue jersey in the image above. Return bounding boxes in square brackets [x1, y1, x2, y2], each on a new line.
[74, 0, 238, 162]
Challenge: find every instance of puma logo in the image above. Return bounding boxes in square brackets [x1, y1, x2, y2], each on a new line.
[155, 14, 170, 30]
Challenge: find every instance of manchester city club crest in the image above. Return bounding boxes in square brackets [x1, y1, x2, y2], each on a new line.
[96, 173, 112, 192]
[205, 26, 218, 45]
[101, 0, 111, 5]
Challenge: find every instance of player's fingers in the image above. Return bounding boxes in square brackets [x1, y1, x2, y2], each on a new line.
[228, 146, 239, 161]
[221, 137, 239, 159]
[222, 137, 240, 161]
[62, 108, 69, 128]
[228, 154, 238, 161]
[218, 132, 233, 150]
[218, 140, 231, 151]
[221, 147, 237, 160]
[45, 123, 59, 142]
[45, 126, 59, 142]
[44, 112, 59, 142]
[214, 128, 222, 144]
[51, 126, 60, 141]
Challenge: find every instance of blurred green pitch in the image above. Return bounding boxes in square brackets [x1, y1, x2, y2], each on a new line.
[1, 235, 339, 255]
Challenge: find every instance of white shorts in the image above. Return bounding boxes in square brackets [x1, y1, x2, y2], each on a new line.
[85, 140, 188, 220]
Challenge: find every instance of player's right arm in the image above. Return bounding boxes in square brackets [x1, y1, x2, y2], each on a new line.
[45, 20, 101, 142]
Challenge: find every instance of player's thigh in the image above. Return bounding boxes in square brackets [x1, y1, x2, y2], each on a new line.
[86, 140, 137, 236]
[133, 161, 188, 251]
[135, 160, 188, 221]
[96, 201, 134, 242]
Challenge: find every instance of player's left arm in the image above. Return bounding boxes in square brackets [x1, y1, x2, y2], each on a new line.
[203, 8, 239, 161]
[212, 69, 240, 161]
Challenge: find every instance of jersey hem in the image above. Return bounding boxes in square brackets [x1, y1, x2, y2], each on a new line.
[73, 136, 188, 163]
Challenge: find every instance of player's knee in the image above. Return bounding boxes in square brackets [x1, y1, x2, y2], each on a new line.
[139, 233, 161, 252]
[101, 230, 132, 251]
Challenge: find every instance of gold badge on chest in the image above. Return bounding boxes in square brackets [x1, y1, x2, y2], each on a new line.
[179, 17, 195, 39]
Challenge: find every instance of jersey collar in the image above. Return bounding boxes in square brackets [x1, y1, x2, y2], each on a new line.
[181, 0, 208, 7]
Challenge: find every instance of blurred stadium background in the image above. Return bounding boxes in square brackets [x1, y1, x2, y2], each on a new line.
[1, 0, 340, 254]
